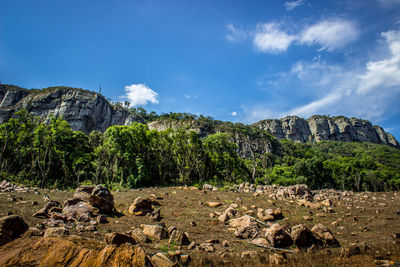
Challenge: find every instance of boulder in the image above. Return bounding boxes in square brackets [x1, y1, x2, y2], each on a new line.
[131, 228, 151, 243]
[290, 224, 318, 248]
[251, 238, 270, 247]
[218, 207, 237, 222]
[203, 184, 213, 191]
[44, 227, 68, 238]
[151, 252, 176, 267]
[129, 197, 154, 216]
[206, 202, 223, 208]
[0, 235, 148, 266]
[229, 215, 258, 229]
[142, 225, 168, 240]
[311, 224, 339, 247]
[0, 215, 29, 246]
[33, 200, 61, 218]
[234, 225, 259, 239]
[89, 185, 114, 214]
[264, 224, 293, 248]
[62, 201, 98, 222]
[341, 243, 361, 258]
[169, 230, 190, 246]
[104, 233, 136, 246]
[72, 185, 114, 214]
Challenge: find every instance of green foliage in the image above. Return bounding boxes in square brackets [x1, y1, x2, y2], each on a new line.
[0, 109, 399, 191]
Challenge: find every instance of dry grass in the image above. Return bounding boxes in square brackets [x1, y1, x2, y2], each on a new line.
[1, 187, 400, 266]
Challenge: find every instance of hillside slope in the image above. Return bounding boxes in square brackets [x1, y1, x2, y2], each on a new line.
[0, 84, 398, 148]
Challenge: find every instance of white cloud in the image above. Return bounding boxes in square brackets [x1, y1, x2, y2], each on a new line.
[226, 24, 247, 42]
[124, 84, 159, 106]
[299, 19, 359, 51]
[253, 23, 296, 53]
[357, 30, 400, 93]
[285, 0, 305, 11]
[244, 29, 400, 123]
[231, 111, 238, 116]
[229, 18, 359, 54]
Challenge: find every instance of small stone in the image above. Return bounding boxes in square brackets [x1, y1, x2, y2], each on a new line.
[97, 214, 108, 224]
[151, 252, 175, 267]
[341, 243, 361, 258]
[104, 232, 136, 246]
[44, 227, 68, 238]
[222, 240, 229, 247]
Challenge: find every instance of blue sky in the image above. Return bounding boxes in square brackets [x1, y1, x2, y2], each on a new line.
[1, 0, 400, 139]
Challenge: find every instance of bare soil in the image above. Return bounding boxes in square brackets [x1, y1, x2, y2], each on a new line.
[1, 186, 400, 266]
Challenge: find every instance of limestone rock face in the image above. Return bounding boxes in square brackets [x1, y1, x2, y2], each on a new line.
[255, 115, 399, 148]
[1, 85, 398, 148]
[0, 85, 142, 134]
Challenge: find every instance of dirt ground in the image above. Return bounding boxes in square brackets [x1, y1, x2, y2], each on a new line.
[1, 186, 400, 266]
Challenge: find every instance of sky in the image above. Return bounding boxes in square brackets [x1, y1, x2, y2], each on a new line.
[1, 0, 400, 139]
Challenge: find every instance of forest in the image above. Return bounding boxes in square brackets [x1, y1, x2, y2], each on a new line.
[0, 109, 399, 191]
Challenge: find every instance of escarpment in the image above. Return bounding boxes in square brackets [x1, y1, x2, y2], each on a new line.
[0, 84, 398, 148]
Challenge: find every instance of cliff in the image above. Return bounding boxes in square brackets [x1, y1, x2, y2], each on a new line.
[254, 115, 399, 148]
[0, 84, 142, 133]
[0, 84, 398, 148]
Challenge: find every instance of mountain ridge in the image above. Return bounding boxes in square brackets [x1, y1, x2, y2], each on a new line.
[0, 84, 398, 148]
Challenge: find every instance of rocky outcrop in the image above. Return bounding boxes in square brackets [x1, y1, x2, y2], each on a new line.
[0, 235, 148, 267]
[255, 115, 399, 148]
[0, 84, 141, 134]
[1, 84, 398, 148]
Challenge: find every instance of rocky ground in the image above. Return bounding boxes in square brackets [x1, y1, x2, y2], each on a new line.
[0, 180, 400, 266]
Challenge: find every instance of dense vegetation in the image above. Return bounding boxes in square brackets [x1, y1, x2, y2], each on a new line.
[0, 110, 399, 191]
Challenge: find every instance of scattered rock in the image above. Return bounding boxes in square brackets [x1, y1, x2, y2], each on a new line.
[206, 201, 223, 208]
[218, 207, 237, 222]
[33, 200, 61, 218]
[311, 224, 339, 247]
[104, 233, 136, 246]
[129, 197, 154, 216]
[229, 215, 258, 229]
[169, 230, 190, 246]
[151, 252, 176, 267]
[44, 227, 68, 238]
[341, 243, 361, 258]
[251, 238, 270, 247]
[264, 224, 293, 248]
[131, 228, 151, 243]
[290, 224, 318, 249]
[0, 215, 29, 246]
[142, 225, 168, 240]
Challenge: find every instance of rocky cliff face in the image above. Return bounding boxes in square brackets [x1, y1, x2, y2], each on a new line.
[0, 85, 140, 134]
[0, 85, 398, 148]
[255, 115, 399, 148]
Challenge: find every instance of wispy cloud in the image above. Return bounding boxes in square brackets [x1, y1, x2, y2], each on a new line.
[244, 29, 400, 122]
[228, 18, 359, 53]
[253, 23, 296, 53]
[226, 24, 248, 42]
[124, 84, 159, 106]
[285, 0, 305, 11]
[299, 19, 359, 51]
[357, 30, 400, 94]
